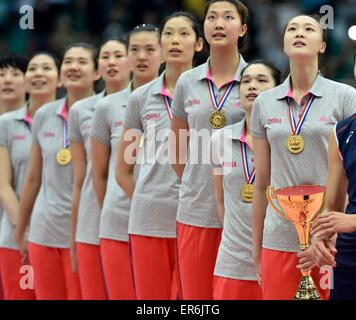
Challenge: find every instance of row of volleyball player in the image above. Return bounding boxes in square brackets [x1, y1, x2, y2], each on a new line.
[1, 0, 356, 300]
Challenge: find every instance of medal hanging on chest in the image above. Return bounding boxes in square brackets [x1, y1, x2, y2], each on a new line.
[56, 105, 71, 166]
[207, 79, 235, 129]
[240, 140, 255, 203]
[287, 95, 315, 154]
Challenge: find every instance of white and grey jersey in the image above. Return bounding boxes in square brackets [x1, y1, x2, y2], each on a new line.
[0, 105, 31, 249]
[251, 74, 356, 252]
[91, 86, 133, 242]
[172, 56, 247, 228]
[124, 73, 180, 238]
[28, 98, 74, 248]
[68, 91, 105, 245]
[211, 119, 257, 280]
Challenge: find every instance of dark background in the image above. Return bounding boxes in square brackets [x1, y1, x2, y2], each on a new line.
[0, 0, 355, 85]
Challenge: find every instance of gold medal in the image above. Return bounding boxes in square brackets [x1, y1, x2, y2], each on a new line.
[56, 148, 72, 166]
[287, 134, 304, 154]
[241, 183, 254, 203]
[209, 110, 226, 129]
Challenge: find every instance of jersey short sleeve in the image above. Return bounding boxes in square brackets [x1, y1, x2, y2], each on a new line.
[251, 95, 267, 139]
[172, 75, 188, 121]
[91, 102, 111, 146]
[68, 106, 83, 143]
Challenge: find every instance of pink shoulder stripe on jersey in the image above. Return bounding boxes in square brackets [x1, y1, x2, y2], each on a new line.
[24, 110, 33, 126]
[59, 100, 69, 121]
[287, 87, 293, 98]
[161, 83, 172, 100]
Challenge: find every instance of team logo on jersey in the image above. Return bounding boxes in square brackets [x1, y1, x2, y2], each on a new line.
[145, 113, 161, 120]
[319, 115, 328, 123]
[114, 120, 123, 128]
[12, 135, 26, 141]
[267, 118, 282, 125]
[188, 99, 200, 106]
[222, 161, 237, 168]
[43, 131, 55, 138]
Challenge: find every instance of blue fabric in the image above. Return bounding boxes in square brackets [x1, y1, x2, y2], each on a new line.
[331, 114, 356, 299]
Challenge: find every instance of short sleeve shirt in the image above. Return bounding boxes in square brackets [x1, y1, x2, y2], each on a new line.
[28, 98, 74, 248]
[124, 73, 180, 238]
[0, 105, 32, 249]
[68, 91, 105, 245]
[211, 118, 257, 280]
[91, 86, 133, 242]
[251, 74, 356, 252]
[172, 56, 247, 228]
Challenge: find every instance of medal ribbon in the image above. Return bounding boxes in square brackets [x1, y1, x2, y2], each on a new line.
[240, 141, 255, 184]
[207, 79, 236, 112]
[161, 83, 173, 120]
[288, 94, 315, 135]
[60, 101, 69, 149]
[24, 109, 33, 132]
[162, 95, 173, 120]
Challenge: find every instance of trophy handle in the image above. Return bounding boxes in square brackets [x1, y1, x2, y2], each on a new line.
[266, 186, 287, 220]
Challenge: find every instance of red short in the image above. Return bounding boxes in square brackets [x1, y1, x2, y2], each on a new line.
[261, 248, 330, 300]
[0, 248, 36, 300]
[129, 234, 179, 300]
[213, 276, 262, 300]
[0, 274, 3, 300]
[28, 242, 82, 300]
[76, 242, 107, 300]
[177, 222, 222, 300]
[100, 238, 136, 300]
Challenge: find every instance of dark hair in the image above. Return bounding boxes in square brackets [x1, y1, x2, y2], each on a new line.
[240, 60, 281, 86]
[0, 53, 28, 74]
[28, 52, 61, 74]
[160, 11, 202, 40]
[128, 24, 160, 44]
[99, 35, 129, 54]
[204, 0, 249, 52]
[64, 42, 98, 69]
[283, 14, 328, 76]
[159, 11, 207, 67]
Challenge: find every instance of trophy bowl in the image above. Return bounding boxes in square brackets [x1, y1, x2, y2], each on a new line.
[266, 185, 326, 300]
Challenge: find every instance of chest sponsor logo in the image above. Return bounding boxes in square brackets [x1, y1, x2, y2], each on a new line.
[12, 135, 26, 141]
[43, 131, 55, 138]
[319, 115, 328, 123]
[267, 118, 282, 125]
[114, 120, 124, 128]
[222, 161, 237, 168]
[188, 99, 200, 106]
[145, 113, 161, 120]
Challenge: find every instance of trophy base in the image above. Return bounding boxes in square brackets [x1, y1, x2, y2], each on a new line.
[295, 275, 321, 300]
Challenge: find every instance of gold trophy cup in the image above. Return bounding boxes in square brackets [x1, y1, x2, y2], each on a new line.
[266, 185, 326, 300]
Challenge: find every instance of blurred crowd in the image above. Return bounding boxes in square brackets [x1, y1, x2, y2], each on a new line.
[0, 0, 355, 84]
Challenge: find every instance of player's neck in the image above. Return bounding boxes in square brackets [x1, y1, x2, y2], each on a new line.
[209, 48, 240, 88]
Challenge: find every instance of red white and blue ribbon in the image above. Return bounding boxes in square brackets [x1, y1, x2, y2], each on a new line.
[240, 140, 255, 184]
[62, 119, 69, 148]
[161, 83, 173, 120]
[162, 95, 173, 120]
[288, 95, 315, 135]
[207, 79, 236, 112]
